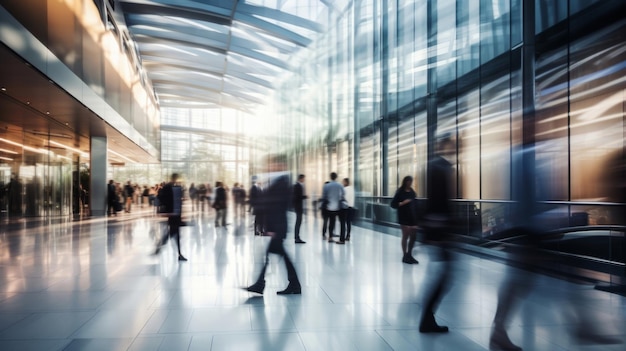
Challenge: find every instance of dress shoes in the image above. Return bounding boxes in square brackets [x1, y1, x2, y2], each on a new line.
[402, 254, 418, 264]
[245, 280, 265, 294]
[336, 241, 346, 245]
[277, 285, 301, 295]
[419, 314, 449, 333]
[178, 255, 188, 261]
[419, 323, 449, 333]
[489, 328, 522, 351]
[295, 239, 306, 244]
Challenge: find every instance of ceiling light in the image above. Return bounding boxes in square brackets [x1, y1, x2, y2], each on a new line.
[49, 140, 89, 158]
[0, 138, 47, 154]
[0, 156, 13, 161]
[108, 149, 135, 164]
[0, 148, 18, 154]
[1, 87, 6, 92]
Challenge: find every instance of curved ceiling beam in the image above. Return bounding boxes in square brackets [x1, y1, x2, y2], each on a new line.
[236, 3, 323, 33]
[149, 70, 272, 97]
[120, 1, 232, 25]
[115, 0, 330, 111]
[127, 14, 299, 55]
[130, 29, 291, 70]
[153, 79, 266, 105]
[140, 61, 274, 90]
[121, 0, 314, 47]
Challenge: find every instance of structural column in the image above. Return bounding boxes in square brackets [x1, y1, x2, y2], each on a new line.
[89, 136, 108, 216]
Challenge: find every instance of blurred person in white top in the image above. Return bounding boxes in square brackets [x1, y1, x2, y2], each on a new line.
[342, 178, 355, 241]
[322, 172, 347, 244]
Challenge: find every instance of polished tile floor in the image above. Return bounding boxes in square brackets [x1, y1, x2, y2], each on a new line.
[0, 206, 624, 351]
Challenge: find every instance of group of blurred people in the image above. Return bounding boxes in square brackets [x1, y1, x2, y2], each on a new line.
[107, 180, 159, 216]
[319, 173, 355, 244]
[122, 138, 623, 350]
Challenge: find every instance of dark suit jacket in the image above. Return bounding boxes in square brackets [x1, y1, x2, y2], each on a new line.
[249, 184, 261, 208]
[108, 184, 117, 205]
[292, 182, 306, 211]
[426, 155, 452, 217]
[159, 181, 177, 214]
[261, 174, 290, 238]
[213, 187, 226, 209]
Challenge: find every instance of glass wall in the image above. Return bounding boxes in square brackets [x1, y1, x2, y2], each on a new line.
[158, 107, 259, 190]
[274, 0, 625, 235]
[0, 132, 76, 218]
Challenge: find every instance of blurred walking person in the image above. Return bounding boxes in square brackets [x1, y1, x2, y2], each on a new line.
[153, 173, 187, 261]
[245, 154, 301, 295]
[213, 181, 227, 227]
[419, 134, 454, 333]
[124, 181, 134, 213]
[107, 179, 117, 216]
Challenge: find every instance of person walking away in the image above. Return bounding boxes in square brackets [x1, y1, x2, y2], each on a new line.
[154, 173, 187, 261]
[124, 181, 134, 213]
[188, 183, 197, 212]
[197, 183, 207, 213]
[292, 174, 307, 244]
[213, 181, 227, 227]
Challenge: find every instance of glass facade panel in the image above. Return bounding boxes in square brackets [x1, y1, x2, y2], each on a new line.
[436, 0, 456, 88]
[271, 0, 625, 234]
[480, 74, 511, 200]
[458, 90, 480, 200]
[568, 22, 626, 203]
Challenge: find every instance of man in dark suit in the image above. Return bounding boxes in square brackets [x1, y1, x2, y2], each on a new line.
[213, 181, 227, 227]
[249, 178, 264, 235]
[246, 154, 301, 295]
[292, 174, 307, 244]
[154, 173, 187, 261]
[107, 180, 117, 216]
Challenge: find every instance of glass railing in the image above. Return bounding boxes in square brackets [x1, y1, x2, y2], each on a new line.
[355, 195, 625, 287]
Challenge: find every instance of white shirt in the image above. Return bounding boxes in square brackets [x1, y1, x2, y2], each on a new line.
[343, 185, 355, 207]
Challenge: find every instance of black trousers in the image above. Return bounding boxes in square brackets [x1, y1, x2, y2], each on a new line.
[294, 208, 303, 240]
[215, 207, 226, 226]
[421, 238, 452, 323]
[159, 215, 183, 256]
[345, 207, 354, 238]
[321, 209, 329, 237]
[328, 210, 346, 241]
[255, 234, 299, 286]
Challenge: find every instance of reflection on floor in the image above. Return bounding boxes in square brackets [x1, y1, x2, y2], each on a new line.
[0, 206, 624, 351]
